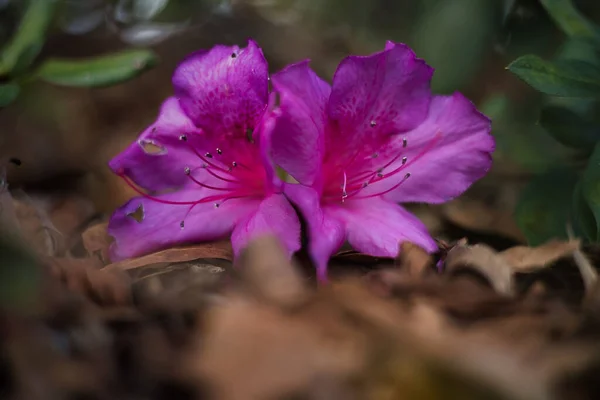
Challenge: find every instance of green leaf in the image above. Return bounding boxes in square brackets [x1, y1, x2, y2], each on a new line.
[581, 143, 600, 240]
[0, 82, 20, 107]
[35, 49, 158, 87]
[0, 237, 41, 312]
[515, 168, 578, 245]
[539, 105, 600, 148]
[571, 180, 597, 241]
[0, 0, 57, 76]
[540, 0, 600, 41]
[507, 55, 600, 98]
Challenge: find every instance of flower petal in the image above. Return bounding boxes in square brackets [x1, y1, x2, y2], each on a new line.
[231, 192, 301, 258]
[108, 191, 258, 261]
[172, 39, 269, 137]
[283, 184, 345, 281]
[326, 197, 437, 257]
[108, 97, 202, 192]
[327, 42, 433, 149]
[271, 61, 330, 187]
[366, 93, 494, 203]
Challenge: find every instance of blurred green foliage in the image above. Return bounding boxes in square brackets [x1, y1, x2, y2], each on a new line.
[0, 0, 158, 108]
[508, 0, 600, 244]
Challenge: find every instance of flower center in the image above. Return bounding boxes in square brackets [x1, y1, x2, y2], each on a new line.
[322, 131, 442, 203]
[117, 133, 266, 229]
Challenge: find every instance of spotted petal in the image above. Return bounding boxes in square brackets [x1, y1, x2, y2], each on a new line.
[172, 39, 269, 140]
[327, 42, 433, 152]
[362, 93, 494, 203]
[270, 61, 330, 188]
[283, 184, 345, 281]
[325, 197, 437, 257]
[231, 193, 301, 258]
[108, 190, 259, 261]
[108, 97, 202, 192]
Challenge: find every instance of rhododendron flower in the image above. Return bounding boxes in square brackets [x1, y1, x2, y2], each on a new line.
[270, 41, 494, 281]
[108, 40, 300, 261]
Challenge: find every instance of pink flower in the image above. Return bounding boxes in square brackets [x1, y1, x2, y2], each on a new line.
[108, 40, 300, 261]
[270, 41, 494, 281]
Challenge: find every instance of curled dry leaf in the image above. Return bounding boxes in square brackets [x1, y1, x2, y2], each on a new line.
[102, 240, 233, 271]
[236, 235, 309, 309]
[46, 257, 132, 306]
[81, 222, 112, 265]
[445, 243, 515, 296]
[394, 241, 434, 277]
[500, 240, 581, 272]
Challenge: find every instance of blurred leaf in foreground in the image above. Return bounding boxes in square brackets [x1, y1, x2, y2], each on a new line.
[540, 0, 600, 41]
[0, 82, 19, 107]
[539, 105, 600, 148]
[35, 49, 158, 87]
[0, 0, 57, 76]
[515, 168, 578, 245]
[507, 55, 600, 98]
[581, 142, 600, 241]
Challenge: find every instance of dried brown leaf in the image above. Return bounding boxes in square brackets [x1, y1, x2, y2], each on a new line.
[237, 236, 309, 309]
[395, 242, 434, 277]
[500, 240, 581, 272]
[445, 244, 514, 296]
[46, 257, 132, 306]
[102, 241, 233, 271]
[81, 222, 112, 265]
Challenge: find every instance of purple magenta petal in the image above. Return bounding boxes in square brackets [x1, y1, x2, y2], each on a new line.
[108, 97, 202, 192]
[364, 93, 494, 203]
[326, 197, 437, 258]
[270, 61, 331, 188]
[108, 190, 259, 261]
[172, 39, 269, 138]
[283, 184, 345, 281]
[231, 192, 301, 258]
[327, 42, 433, 149]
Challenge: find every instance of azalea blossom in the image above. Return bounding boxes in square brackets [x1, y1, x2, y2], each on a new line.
[108, 40, 300, 261]
[270, 41, 495, 281]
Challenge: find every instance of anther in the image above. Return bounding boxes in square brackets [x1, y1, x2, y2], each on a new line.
[370, 120, 377, 127]
[377, 172, 384, 178]
[180, 221, 185, 229]
[179, 134, 187, 141]
[214, 203, 220, 208]
[184, 166, 191, 175]
[372, 153, 379, 158]
[216, 148, 222, 155]
[404, 173, 411, 179]
[402, 156, 407, 165]
[362, 182, 369, 188]
[231, 52, 237, 58]
[205, 152, 213, 158]
[402, 138, 408, 148]
[232, 161, 237, 167]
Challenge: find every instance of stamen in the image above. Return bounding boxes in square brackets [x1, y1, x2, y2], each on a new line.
[186, 174, 233, 192]
[179, 134, 187, 141]
[351, 172, 412, 200]
[402, 138, 407, 148]
[402, 156, 407, 165]
[184, 167, 191, 175]
[370, 120, 377, 127]
[216, 148, 222, 155]
[180, 221, 185, 229]
[118, 173, 230, 206]
[205, 152, 213, 158]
